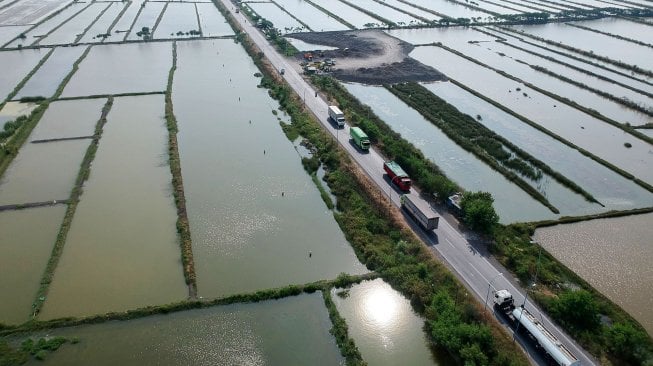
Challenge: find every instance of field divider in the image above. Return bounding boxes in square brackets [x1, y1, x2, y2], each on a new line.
[151, 1, 168, 37]
[103, 0, 133, 40]
[123, 0, 146, 41]
[494, 25, 653, 79]
[369, 0, 432, 25]
[322, 287, 366, 364]
[31, 136, 94, 144]
[55, 91, 165, 101]
[164, 41, 197, 298]
[474, 27, 653, 98]
[30, 96, 114, 318]
[298, 0, 356, 29]
[74, 2, 113, 44]
[3, 273, 379, 335]
[0, 1, 77, 48]
[435, 42, 653, 144]
[393, 0, 453, 20]
[445, 77, 653, 193]
[0, 199, 69, 212]
[565, 22, 653, 48]
[193, 3, 203, 35]
[529, 205, 653, 228]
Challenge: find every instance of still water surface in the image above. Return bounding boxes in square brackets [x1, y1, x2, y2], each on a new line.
[0, 206, 66, 325]
[28, 294, 343, 365]
[534, 213, 653, 336]
[39, 95, 186, 319]
[173, 40, 366, 297]
[332, 279, 444, 365]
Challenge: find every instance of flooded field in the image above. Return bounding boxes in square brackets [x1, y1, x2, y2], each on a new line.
[0, 48, 46, 101]
[410, 46, 653, 186]
[0, 24, 29, 46]
[5, 2, 87, 48]
[245, 2, 305, 33]
[39, 95, 186, 319]
[26, 294, 343, 365]
[173, 39, 366, 297]
[404, 0, 491, 20]
[331, 279, 441, 365]
[0, 206, 66, 325]
[77, 3, 127, 44]
[126, 1, 165, 41]
[154, 2, 199, 39]
[0, 139, 89, 206]
[534, 213, 653, 335]
[348, 0, 424, 25]
[509, 22, 653, 72]
[28, 98, 104, 141]
[309, 0, 385, 28]
[0, 0, 69, 26]
[345, 82, 557, 223]
[423, 81, 653, 212]
[39, 2, 109, 46]
[196, 2, 234, 36]
[274, 0, 350, 32]
[60, 42, 171, 97]
[15, 45, 87, 99]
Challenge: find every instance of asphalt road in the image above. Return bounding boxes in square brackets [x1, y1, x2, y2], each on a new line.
[219, 2, 597, 365]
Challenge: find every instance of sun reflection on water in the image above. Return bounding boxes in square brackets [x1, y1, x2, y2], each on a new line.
[362, 285, 400, 328]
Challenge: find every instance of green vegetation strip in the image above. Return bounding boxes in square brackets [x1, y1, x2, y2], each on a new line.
[74, 2, 112, 44]
[322, 287, 366, 365]
[447, 77, 653, 194]
[369, 0, 431, 25]
[387, 82, 600, 211]
[269, 0, 313, 31]
[491, 222, 653, 365]
[0, 104, 49, 178]
[2, 273, 378, 335]
[1, 336, 77, 364]
[435, 43, 653, 145]
[496, 26, 653, 78]
[33, 2, 93, 47]
[215, 2, 528, 363]
[311, 172, 335, 210]
[151, 2, 169, 36]
[165, 41, 196, 298]
[55, 91, 165, 101]
[31, 97, 114, 317]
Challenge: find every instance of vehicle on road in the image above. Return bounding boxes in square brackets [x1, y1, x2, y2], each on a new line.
[328, 105, 345, 128]
[401, 194, 439, 230]
[350, 127, 370, 151]
[383, 161, 411, 192]
[280, 68, 285, 75]
[494, 290, 581, 366]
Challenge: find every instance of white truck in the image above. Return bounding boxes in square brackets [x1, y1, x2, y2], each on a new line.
[328, 105, 345, 128]
[494, 290, 581, 366]
[400, 194, 439, 230]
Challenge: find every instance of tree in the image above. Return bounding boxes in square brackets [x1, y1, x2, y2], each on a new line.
[460, 192, 498, 234]
[550, 290, 600, 331]
[606, 322, 652, 365]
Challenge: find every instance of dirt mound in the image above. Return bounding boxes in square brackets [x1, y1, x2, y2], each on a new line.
[287, 29, 446, 85]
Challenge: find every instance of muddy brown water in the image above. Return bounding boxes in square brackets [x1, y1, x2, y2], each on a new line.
[332, 279, 449, 365]
[0, 206, 66, 325]
[23, 294, 344, 365]
[173, 39, 366, 298]
[39, 95, 186, 319]
[534, 213, 653, 336]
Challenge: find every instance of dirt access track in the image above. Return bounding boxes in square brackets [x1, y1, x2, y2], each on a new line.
[287, 29, 447, 85]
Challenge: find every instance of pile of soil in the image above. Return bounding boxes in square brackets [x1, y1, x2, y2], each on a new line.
[288, 29, 447, 85]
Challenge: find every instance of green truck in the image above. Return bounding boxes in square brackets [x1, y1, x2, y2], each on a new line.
[349, 127, 370, 151]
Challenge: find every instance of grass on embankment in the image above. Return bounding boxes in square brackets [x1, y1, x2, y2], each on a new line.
[164, 41, 197, 297]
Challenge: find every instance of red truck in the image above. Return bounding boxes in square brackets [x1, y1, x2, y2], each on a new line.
[383, 161, 411, 192]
